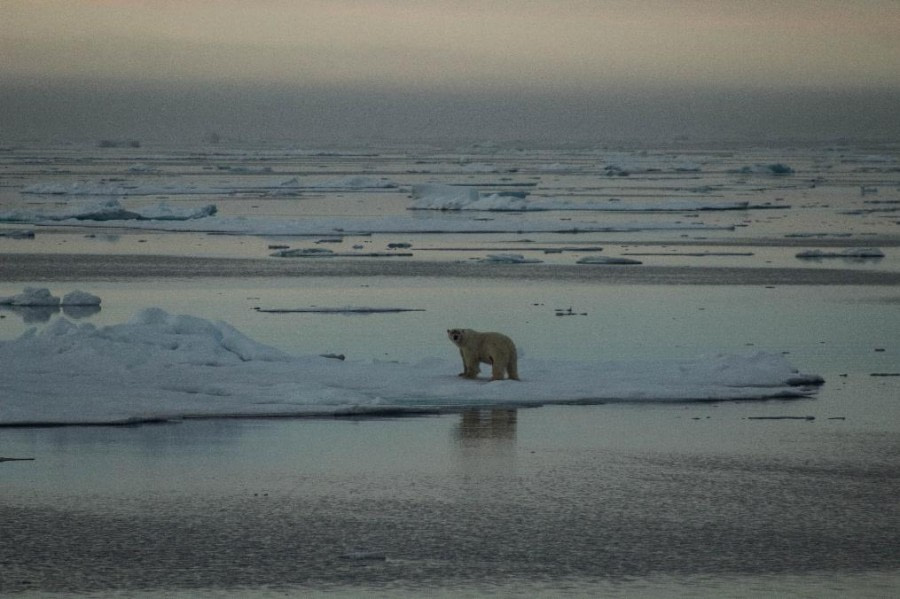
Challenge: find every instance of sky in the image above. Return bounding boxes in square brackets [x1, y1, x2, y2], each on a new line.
[2, 0, 899, 144]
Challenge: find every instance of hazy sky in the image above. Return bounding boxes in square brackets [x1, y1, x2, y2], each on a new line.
[2, 0, 899, 144]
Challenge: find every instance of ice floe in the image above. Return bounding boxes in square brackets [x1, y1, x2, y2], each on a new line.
[477, 253, 543, 264]
[795, 248, 885, 259]
[0, 309, 823, 426]
[20, 175, 397, 198]
[0, 229, 35, 239]
[0, 199, 216, 222]
[409, 184, 749, 212]
[576, 256, 643, 265]
[733, 163, 795, 175]
[21, 181, 212, 196]
[0, 287, 101, 307]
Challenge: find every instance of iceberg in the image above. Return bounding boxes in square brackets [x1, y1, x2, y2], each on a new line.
[0, 309, 823, 426]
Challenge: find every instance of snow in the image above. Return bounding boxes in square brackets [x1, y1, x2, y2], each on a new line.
[409, 185, 749, 212]
[0, 308, 823, 426]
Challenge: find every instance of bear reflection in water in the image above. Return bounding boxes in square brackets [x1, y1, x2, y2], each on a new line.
[456, 409, 518, 441]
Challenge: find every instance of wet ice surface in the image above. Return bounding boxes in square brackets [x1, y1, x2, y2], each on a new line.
[1, 141, 899, 597]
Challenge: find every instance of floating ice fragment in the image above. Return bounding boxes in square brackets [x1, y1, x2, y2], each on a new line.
[0, 199, 215, 223]
[410, 184, 480, 210]
[61, 290, 102, 306]
[576, 256, 643, 265]
[0, 287, 60, 307]
[409, 186, 748, 212]
[795, 248, 884, 259]
[734, 163, 795, 175]
[479, 253, 543, 264]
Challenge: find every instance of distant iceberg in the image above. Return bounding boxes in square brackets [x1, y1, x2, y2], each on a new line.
[0, 309, 823, 426]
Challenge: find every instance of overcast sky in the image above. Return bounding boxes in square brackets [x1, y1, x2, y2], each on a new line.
[2, 0, 899, 144]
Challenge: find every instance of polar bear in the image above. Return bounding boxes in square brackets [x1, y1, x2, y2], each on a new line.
[447, 328, 519, 381]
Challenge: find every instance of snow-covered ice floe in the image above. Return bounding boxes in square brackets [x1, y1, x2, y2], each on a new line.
[409, 184, 749, 212]
[0, 309, 823, 426]
[0, 287, 101, 307]
[0, 199, 216, 222]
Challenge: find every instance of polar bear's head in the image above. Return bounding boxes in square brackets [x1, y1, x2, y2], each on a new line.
[447, 328, 468, 346]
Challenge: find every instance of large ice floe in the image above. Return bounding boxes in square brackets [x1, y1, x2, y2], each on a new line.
[0, 308, 824, 426]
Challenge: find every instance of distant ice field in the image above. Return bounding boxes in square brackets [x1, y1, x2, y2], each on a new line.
[2, 142, 898, 262]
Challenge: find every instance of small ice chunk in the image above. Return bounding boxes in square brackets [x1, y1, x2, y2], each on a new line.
[795, 248, 884, 259]
[410, 184, 480, 210]
[61, 290, 102, 306]
[0, 287, 60, 306]
[270, 247, 336, 258]
[480, 253, 543, 264]
[577, 256, 643, 265]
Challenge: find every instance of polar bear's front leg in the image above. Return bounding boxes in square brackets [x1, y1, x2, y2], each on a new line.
[459, 348, 480, 378]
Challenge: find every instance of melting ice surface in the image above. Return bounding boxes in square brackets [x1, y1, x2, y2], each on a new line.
[0, 308, 823, 425]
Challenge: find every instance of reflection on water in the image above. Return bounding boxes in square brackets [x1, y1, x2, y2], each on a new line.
[452, 409, 518, 482]
[0, 304, 59, 323]
[2, 414, 900, 597]
[63, 304, 101, 319]
[454, 409, 517, 442]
